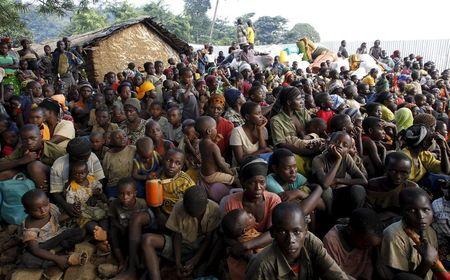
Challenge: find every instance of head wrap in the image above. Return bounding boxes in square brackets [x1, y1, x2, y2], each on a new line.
[224, 88, 242, 107]
[330, 94, 345, 111]
[395, 108, 414, 132]
[117, 81, 132, 94]
[207, 66, 217, 76]
[136, 81, 155, 100]
[51, 94, 68, 112]
[238, 62, 251, 73]
[163, 68, 173, 77]
[414, 113, 436, 128]
[124, 98, 141, 112]
[278, 86, 301, 107]
[66, 136, 91, 155]
[77, 82, 93, 91]
[239, 157, 268, 183]
[375, 78, 389, 94]
[208, 93, 225, 108]
[404, 125, 429, 148]
[195, 79, 206, 88]
[284, 71, 294, 80]
[1, 37, 12, 44]
[343, 108, 362, 122]
[39, 98, 61, 115]
[375, 92, 392, 104]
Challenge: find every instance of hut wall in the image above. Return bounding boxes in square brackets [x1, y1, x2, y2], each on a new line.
[90, 23, 180, 82]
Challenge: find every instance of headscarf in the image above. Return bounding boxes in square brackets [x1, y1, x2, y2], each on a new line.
[375, 78, 389, 94]
[413, 113, 436, 128]
[238, 62, 251, 73]
[224, 88, 242, 108]
[51, 94, 68, 112]
[136, 81, 155, 100]
[239, 157, 268, 183]
[343, 108, 362, 122]
[205, 75, 217, 88]
[395, 107, 413, 132]
[163, 68, 173, 77]
[208, 93, 225, 108]
[330, 94, 345, 111]
[124, 98, 141, 112]
[404, 125, 429, 148]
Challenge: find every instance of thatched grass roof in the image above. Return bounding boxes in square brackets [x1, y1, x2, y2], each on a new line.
[33, 16, 190, 55]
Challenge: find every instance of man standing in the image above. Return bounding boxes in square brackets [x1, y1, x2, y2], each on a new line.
[246, 20, 255, 49]
[236, 18, 247, 49]
[370, 40, 382, 60]
[338, 40, 349, 58]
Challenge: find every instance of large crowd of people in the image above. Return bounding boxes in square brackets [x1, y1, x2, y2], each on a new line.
[0, 30, 449, 280]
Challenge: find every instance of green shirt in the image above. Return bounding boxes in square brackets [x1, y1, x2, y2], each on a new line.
[0, 54, 17, 75]
[1, 141, 67, 167]
[270, 110, 311, 146]
[246, 232, 348, 280]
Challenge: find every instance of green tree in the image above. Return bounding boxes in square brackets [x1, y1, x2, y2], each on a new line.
[0, 0, 31, 39]
[237, 12, 255, 24]
[184, 0, 211, 43]
[105, 1, 140, 23]
[282, 23, 320, 43]
[21, 8, 70, 43]
[254, 16, 288, 45]
[62, 8, 108, 36]
[211, 18, 234, 45]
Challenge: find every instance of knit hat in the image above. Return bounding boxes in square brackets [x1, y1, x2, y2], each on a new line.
[224, 88, 242, 107]
[208, 93, 226, 108]
[124, 98, 141, 112]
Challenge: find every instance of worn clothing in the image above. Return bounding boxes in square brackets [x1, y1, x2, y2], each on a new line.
[91, 122, 118, 134]
[200, 171, 235, 185]
[378, 220, 437, 280]
[102, 145, 136, 187]
[246, 27, 255, 45]
[224, 191, 281, 232]
[380, 104, 395, 122]
[166, 199, 221, 243]
[432, 197, 450, 260]
[402, 148, 441, 182]
[21, 204, 63, 243]
[312, 152, 366, 182]
[246, 233, 349, 280]
[237, 24, 248, 45]
[216, 117, 234, 156]
[109, 198, 148, 228]
[50, 153, 105, 193]
[266, 173, 309, 194]
[0, 141, 66, 167]
[224, 107, 246, 127]
[230, 126, 268, 162]
[53, 120, 75, 149]
[270, 110, 310, 146]
[160, 171, 196, 214]
[323, 225, 374, 279]
[121, 119, 146, 145]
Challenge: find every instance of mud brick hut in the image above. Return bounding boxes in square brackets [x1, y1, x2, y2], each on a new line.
[47, 17, 190, 83]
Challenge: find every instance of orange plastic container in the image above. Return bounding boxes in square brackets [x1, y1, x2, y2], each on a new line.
[145, 179, 163, 207]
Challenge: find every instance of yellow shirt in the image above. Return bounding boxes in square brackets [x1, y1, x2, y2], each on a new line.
[380, 104, 395, 122]
[402, 148, 441, 182]
[41, 123, 50, 141]
[246, 27, 255, 44]
[362, 75, 375, 87]
[161, 171, 195, 214]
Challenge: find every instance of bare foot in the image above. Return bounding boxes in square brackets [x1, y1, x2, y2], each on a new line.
[93, 226, 108, 241]
[67, 251, 88, 266]
[96, 240, 111, 256]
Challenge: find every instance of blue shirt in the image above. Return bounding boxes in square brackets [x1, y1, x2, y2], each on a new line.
[266, 173, 308, 194]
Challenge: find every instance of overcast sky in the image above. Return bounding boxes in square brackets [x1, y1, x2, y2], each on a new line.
[134, 0, 450, 42]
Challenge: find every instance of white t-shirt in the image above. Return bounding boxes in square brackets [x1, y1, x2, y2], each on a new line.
[230, 126, 268, 163]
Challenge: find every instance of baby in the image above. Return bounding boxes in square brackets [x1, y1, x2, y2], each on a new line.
[20, 189, 87, 269]
[196, 116, 236, 186]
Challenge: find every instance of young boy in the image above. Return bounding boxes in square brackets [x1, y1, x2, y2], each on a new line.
[90, 131, 108, 161]
[102, 129, 136, 198]
[166, 106, 183, 146]
[312, 131, 367, 217]
[196, 116, 235, 186]
[323, 208, 382, 280]
[131, 136, 161, 197]
[179, 119, 201, 182]
[141, 186, 221, 280]
[366, 152, 418, 223]
[246, 202, 347, 279]
[148, 101, 170, 138]
[315, 92, 335, 126]
[378, 188, 439, 280]
[145, 120, 175, 157]
[92, 105, 118, 134]
[362, 116, 387, 178]
[109, 177, 148, 271]
[344, 84, 361, 109]
[28, 107, 50, 140]
[304, 117, 328, 140]
[20, 189, 87, 269]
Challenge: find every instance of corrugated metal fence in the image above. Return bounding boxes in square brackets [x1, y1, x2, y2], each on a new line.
[320, 39, 450, 71]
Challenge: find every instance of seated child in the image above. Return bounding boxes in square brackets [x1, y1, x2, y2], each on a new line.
[147, 101, 169, 135]
[179, 119, 201, 182]
[246, 202, 347, 279]
[312, 131, 368, 217]
[1, 124, 19, 157]
[248, 85, 269, 107]
[145, 120, 175, 157]
[111, 104, 127, 127]
[196, 116, 236, 185]
[17, 60, 38, 88]
[432, 179, 450, 265]
[141, 186, 221, 280]
[20, 189, 87, 269]
[88, 93, 106, 128]
[315, 92, 335, 127]
[166, 106, 183, 145]
[267, 148, 325, 213]
[109, 177, 148, 272]
[323, 208, 382, 280]
[90, 131, 108, 161]
[65, 161, 109, 253]
[92, 105, 119, 134]
[365, 102, 383, 119]
[378, 188, 441, 280]
[28, 107, 50, 140]
[222, 209, 261, 280]
[304, 117, 328, 140]
[131, 136, 161, 197]
[102, 129, 136, 198]
[367, 152, 418, 224]
[362, 116, 387, 178]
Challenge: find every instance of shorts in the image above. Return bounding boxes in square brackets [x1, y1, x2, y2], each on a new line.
[159, 234, 204, 262]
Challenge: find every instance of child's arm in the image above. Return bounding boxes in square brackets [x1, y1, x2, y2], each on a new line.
[26, 240, 68, 269]
[132, 161, 148, 181]
[183, 231, 214, 276]
[212, 143, 233, 174]
[173, 232, 185, 278]
[313, 145, 342, 189]
[364, 139, 384, 171]
[298, 184, 323, 215]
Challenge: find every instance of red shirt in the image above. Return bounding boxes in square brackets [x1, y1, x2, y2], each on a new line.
[216, 117, 234, 156]
[316, 109, 335, 125]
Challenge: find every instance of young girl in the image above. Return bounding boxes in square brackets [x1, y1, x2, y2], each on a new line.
[132, 137, 161, 198]
[145, 120, 174, 158]
[1, 123, 19, 157]
[65, 161, 109, 253]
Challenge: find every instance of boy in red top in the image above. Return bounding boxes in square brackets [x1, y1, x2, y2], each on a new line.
[315, 92, 335, 128]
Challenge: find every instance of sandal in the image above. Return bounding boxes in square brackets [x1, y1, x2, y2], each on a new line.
[67, 251, 88, 266]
